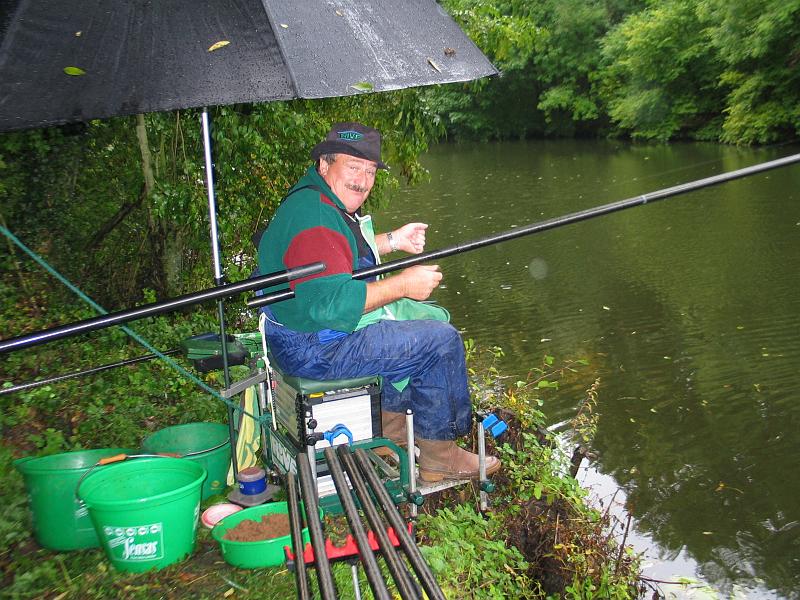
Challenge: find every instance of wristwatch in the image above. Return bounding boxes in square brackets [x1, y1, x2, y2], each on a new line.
[386, 231, 398, 252]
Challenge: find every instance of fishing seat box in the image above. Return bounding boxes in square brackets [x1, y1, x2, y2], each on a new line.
[270, 363, 382, 451]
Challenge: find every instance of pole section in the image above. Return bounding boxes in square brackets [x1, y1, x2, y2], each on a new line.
[0, 349, 180, 396]
[0, 263, 323, 354]
[247, 152, 800, 309]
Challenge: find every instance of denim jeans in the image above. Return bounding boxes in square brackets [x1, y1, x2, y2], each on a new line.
[262, 313, 472, 440]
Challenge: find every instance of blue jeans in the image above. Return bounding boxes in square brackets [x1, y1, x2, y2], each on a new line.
[262, 314, 472, 440]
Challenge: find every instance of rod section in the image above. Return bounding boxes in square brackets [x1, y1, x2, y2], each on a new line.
[297, 453, 338, 600]
[247, 152, 800, 309]
[324, 447, 392, 600]
[287, 472, 311, 600]
[353, 448, 446, 600]
[337, 446, 419, 600]
[0, 349, 180, 396]
[0, 263, 324, 354]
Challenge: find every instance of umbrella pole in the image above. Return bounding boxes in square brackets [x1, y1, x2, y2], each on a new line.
[202, 108, 238, 479]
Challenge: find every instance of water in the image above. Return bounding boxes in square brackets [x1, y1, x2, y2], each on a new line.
[373, 140, 800, 599]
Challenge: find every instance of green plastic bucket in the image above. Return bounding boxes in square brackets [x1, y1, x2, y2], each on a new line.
[141, 422, 230, 500]
[211, 501, 320, 569]
[13, 448, 132, 551]
[78, 457, 206, 572]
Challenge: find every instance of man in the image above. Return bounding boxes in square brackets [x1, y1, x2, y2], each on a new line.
[258, 122, 500, 481]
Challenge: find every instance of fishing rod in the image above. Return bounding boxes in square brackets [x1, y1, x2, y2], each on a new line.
[247, 152, 800, 309]
[0, 349, 181, 397]
[0, 262, 325, 355]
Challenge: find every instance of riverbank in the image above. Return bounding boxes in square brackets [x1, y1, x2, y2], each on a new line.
[0, 299, 641, 598]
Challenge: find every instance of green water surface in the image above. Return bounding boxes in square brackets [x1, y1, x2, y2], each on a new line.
[375, 140, 800, 599]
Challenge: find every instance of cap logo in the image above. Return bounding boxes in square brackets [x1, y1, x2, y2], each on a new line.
[337, 130, 363, 141]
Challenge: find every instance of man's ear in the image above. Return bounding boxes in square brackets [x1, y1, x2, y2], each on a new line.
[318, 158, 330, 176]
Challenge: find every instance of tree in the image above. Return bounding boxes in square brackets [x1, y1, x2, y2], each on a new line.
[702, 0, 800, 143]
[599, 0, 725, 141]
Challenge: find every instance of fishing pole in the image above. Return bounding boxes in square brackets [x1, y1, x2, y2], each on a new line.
[0, 349, 181, 396]
[0, 262, 324, 355]
[247, 152, 800, 309]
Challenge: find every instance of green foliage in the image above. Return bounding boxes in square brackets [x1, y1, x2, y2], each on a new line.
[427, 0, 797, 143]
[704, 0, 800, 143]
[419, 505, 539, 599]
[599, 0, 725, 141]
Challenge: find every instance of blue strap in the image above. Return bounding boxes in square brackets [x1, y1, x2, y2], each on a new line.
[482, 414, 508, 439]
[323, 424, 354, 446]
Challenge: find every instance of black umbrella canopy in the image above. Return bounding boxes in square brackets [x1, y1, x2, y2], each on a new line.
[0, 0, 497, 131]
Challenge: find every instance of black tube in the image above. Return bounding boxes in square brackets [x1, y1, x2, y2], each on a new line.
[217, 296, 238, 479]
[336, 446, 419, 600]
[353, 449, 446, 600]
[324, 447, 392, 600]
[287, 472, 311, 600]
[247, 152, 800, 309]
[0, 262, 324, 354]
[297, 453, 338, 600]
[0, 349, 180, 396]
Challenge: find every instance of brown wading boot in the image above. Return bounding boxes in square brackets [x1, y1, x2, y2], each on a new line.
[375, 410, 408, 456]
[417, 438, 501, 482]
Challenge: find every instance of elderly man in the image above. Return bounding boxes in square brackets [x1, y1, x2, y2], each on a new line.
[258, 122, 500, 481]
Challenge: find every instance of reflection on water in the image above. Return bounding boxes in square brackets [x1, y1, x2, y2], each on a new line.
[375, 140, 800, 599]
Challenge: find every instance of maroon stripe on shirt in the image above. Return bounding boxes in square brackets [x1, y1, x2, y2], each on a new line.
[283, 226, 353, 289]
[319, 194, 338, 209]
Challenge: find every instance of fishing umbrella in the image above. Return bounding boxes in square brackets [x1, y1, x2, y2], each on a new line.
[0, 0, 497, 475]
[0, 0, 496, 128]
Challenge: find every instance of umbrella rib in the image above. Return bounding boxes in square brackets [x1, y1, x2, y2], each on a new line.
[259, 0, 302, 98]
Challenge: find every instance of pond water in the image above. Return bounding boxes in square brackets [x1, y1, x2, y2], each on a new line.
[374, 140, 800, 599]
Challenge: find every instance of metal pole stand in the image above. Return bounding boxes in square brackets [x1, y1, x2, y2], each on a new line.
[404, 409, 423, 518]
[477, 412, 507, 512]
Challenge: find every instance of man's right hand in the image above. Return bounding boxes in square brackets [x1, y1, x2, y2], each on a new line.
[399, 264, 442, 301]
[364, 264, 443, 312]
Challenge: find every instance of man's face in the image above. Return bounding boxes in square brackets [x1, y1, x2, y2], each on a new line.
[319, 154, 377, 213]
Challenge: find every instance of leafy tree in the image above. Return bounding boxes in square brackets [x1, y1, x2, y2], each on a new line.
[599, 0, 725, 141]
[701, 0, 800, 143]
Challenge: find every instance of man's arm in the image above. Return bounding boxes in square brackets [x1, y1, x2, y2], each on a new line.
[376, 223, 428, 255]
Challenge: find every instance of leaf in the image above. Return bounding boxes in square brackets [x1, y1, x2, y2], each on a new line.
[350, 82, 374, 92]
[63, 66, 86, 76]
[208, 40, 230, 52]
[427, 58, 442, 72]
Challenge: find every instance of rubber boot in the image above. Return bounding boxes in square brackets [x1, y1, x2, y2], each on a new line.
[417, 438, 501, 482]
[375, 410, 408, 457]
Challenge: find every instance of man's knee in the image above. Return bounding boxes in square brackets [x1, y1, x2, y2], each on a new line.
[407, 320, 463, 354]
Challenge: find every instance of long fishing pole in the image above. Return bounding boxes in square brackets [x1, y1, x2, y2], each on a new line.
[0, 262, 325, 354]
[0, 349, 181, 396]
[247, 152, 800, 309]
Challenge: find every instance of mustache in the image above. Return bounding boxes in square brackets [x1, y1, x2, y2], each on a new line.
[346, 183, 370, 193]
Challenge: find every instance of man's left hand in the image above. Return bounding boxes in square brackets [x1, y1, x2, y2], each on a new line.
[393, 222, 428, 254]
